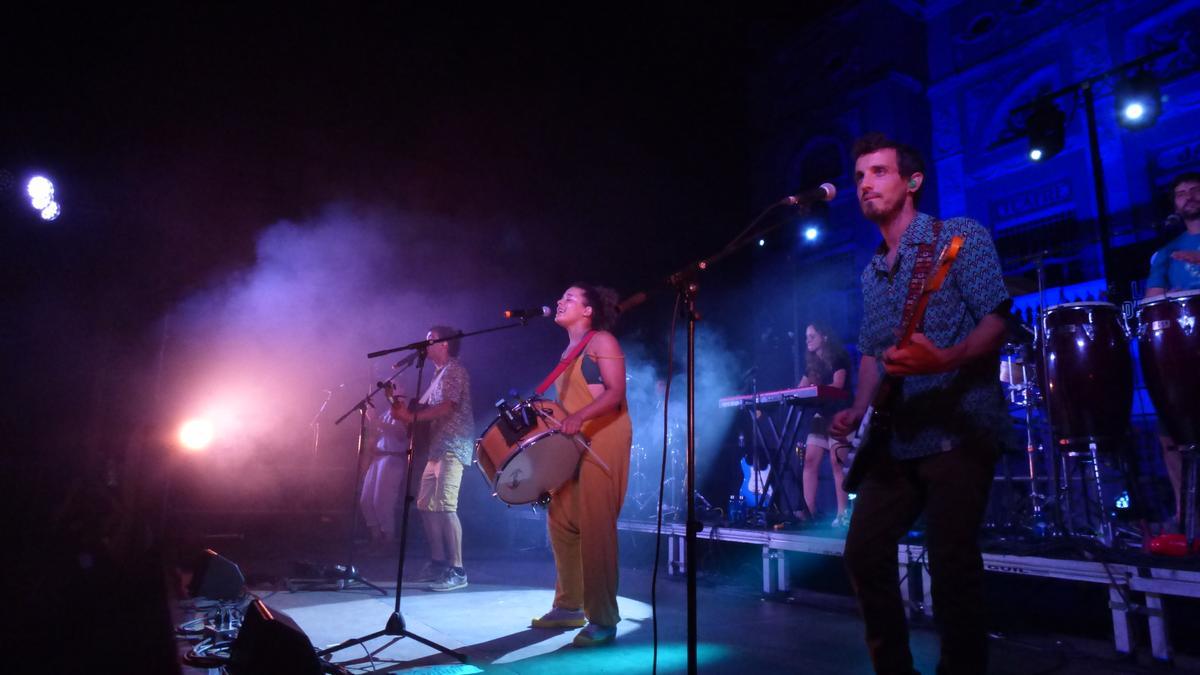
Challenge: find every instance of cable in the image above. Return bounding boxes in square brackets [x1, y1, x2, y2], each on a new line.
[651, 292, 681, 675]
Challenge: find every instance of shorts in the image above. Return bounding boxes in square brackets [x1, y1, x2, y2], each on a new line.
[417, 452, 464, 512]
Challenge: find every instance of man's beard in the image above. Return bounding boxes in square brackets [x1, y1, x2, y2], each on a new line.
[1179, 201, 1200, 221]
[860, 198, 894, 223]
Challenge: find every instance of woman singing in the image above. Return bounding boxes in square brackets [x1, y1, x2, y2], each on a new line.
[530, 284, 632, 647]
[798, 322, 852, 527]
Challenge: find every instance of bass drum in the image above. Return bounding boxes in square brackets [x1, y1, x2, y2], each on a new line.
[1042, 301, 1133, 448]
[1136, 290, 1200, 445]
[476, 399, 582, 504]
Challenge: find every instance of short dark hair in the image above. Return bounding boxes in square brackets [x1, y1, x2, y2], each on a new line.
[851, 132, 927, 204]
[1169, 171, 1200, 194]
[429, 325, 462, 357]
[571, 283, 621, 332]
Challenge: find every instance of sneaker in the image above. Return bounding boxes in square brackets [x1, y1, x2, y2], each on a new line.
[572, 622, 616, 647]
[428, 568, 468, 592]
[831, 513, 851, 528]
[410, 561, 446, 583]
[531, 607, 586, 629]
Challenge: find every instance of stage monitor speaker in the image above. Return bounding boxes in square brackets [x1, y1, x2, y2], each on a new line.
[187, 548, 245, 600]
[228, 598, 322, 675]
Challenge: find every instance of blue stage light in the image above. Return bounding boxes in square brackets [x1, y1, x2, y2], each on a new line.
[1025, 99, 1065, 162]
[1114, 71, 1160, 129]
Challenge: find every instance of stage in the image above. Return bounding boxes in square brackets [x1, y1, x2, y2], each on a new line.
[174, 515, 1200, 674]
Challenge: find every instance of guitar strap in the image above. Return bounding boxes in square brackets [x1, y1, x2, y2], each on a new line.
[534, 330, 597, 396]
[898, 219, 943, 335]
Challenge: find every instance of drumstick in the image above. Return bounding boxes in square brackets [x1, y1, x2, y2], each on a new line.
[531, 405, 613, 477]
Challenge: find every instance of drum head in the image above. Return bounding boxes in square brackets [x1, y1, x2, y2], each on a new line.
[494, 430, 581, 504]
[1138, 288, 1200, 305]
[1045, 300, 1118, 314]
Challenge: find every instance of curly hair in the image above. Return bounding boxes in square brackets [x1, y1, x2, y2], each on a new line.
[571, 283, 621, 331]
[1170, 171, 1200, 194]
[803, 322, 849, 385]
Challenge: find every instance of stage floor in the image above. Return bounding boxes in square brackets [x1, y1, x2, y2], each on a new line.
[177, 543, 1200, 674]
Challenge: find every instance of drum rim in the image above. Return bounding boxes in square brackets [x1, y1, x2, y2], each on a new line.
[1045, 301, 1118, 311]
[515, 428, 567, 451]
[1137, 288, 1200, 305]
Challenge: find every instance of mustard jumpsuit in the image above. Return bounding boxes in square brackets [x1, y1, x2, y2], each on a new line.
[546, 352, 633, 627]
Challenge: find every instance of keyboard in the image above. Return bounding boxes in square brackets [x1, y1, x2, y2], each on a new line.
[718, 385, 849, 409]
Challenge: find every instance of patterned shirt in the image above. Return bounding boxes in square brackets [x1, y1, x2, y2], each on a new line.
[421, 358, 475, 465]
[1146, 230, 1200, 291]
[857, 212, 1011, 459]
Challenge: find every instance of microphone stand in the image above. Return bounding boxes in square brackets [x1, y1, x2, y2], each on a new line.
[662, 198, 810, 675]
[288, 375, 409, 596]
[317, 319, 538, 665]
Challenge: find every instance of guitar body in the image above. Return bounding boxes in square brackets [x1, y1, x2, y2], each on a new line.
[840, 232, 965, 494]
[739, 457, 773, 508]
[843, 400, 891, 493]
[382, 381, 432, 462]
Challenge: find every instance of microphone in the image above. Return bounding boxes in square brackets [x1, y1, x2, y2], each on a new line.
[504, 306, 553, 319]
[780, 182, 836, 205]
[393, 353, 418, 369]
[1165, 213, 1183, 229]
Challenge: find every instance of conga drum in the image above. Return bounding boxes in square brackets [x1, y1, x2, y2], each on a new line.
[1042, 301, 1133, 448]
[1136, 290, 1200, 446]
[476, 398, 583, 504]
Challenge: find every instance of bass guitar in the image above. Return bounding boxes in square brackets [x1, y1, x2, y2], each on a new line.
[842, 234, 964, 493]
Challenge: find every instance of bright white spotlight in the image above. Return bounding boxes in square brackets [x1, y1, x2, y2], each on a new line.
[803, 226, 820, 242]
[179, 418, 216, 451]
[757, 238, 766, 247]
[1114, 71, 1161, 129]
[27, 176, 54, 210]
[40, 201, 61, 221]
[1122, 102, 1145, 122]
[1029, 148, 1043, 161]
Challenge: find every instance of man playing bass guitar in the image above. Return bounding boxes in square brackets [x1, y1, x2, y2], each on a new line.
[829, 133, 1010, 675]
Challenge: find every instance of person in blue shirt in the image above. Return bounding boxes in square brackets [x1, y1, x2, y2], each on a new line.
[830, 133, 1010, 675]
[1146, 172, 1200, 296]
[1144, 171, 1200, 529]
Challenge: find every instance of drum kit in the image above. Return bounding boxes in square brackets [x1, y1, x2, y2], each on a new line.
[1000, 289, 1200, 547]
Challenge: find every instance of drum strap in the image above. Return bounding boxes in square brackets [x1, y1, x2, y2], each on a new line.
[534, 330, 598, 396]
[900, 219, 943, 334]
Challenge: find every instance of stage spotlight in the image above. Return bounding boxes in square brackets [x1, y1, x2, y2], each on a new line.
[803, 226, 820, 242]
[1114, 71, 1161, 129]
[757, 238, 766, 247]
[1025, 99, 1065, 162]
[179, 418, 215, 452]
[27, 175, 54, 210]
[40, 201, 61, 221]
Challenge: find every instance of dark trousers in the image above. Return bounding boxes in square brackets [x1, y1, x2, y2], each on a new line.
[844, 440, 998, 675]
